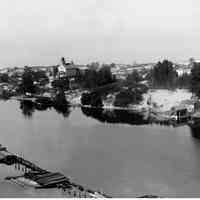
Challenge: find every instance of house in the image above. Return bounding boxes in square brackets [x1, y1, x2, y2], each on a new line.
[58, 63, 66, 78]
[58, 57, 80, 79]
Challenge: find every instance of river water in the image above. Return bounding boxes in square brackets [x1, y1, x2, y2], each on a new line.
[0, 100, 200, 197]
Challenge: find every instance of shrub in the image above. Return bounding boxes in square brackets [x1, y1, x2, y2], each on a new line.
[114, 89, 143, 107]
[81, 92, 103, 107]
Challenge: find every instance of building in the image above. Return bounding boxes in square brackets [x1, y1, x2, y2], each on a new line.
[57, 57, 80, 79]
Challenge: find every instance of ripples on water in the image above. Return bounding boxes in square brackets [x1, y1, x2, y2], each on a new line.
[0, 100, 199, 197]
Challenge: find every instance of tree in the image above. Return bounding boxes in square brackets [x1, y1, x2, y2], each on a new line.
[33, 70, 49, 85]
[79, 63, 116, 90]
[18, 67, 38, 94]
[87, 62, 100, 71]
[126, 70, 142, 85]
[52, 77, 69, 90]
[150, 60, 178, 88]
[110, 63, 116, 68]
[81, 68, 98, 89]
[190, 62, 200, 97]
[114, 88, 143, 107]
[90, 93, 103, 107]
[97, 65, 114, 86]
[0, 73, 9, 83]
[53, 66, 58, 77]
[177, 73, 191, 89]
[54, 89, 69, 107]
[81, 92, 103, 107]
[81, 92, 91, 105]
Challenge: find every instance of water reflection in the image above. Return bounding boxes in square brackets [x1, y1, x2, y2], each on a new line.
[189, 125, 200, 139]
[19, 100, 71, 118]
[53, 104, 71, 118]
[20, 100, 35, 118]
[1, 101, 200, 197]
[81, 107, 149, 125]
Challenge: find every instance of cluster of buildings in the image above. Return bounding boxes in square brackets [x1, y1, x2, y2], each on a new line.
[0, 58, 88, 93]
[110, 63, 151, 80]
[0, 57, 197, 97]
[110, 60, 193, 80]
[0, 57, 196, 82]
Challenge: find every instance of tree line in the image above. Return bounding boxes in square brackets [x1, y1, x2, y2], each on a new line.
[147, 60, 191, 89]
[4, 59, 200, 108]
[78, 63, 116, 90]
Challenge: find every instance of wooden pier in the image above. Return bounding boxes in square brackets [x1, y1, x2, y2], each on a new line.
[0, 147, 110, 198]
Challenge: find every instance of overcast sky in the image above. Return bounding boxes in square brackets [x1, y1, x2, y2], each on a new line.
[0, 0, 199, 67]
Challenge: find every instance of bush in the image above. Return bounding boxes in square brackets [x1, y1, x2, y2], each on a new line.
[90, 94, 103, 107]
[33, 70, 49, 85]
[52, 77, 69, 90]
[126, 70, 142, 84]
[81, 92, 103, 107]
[0, 74, 9, 83]
[114, 89, 143, 107]
[81, 92, 91, 105]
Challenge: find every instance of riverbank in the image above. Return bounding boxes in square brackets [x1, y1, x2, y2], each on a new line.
[66, 89, 193, 111]
[11, 89, 196, 126]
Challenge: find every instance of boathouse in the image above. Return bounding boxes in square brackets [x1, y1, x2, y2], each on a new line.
[170, 105, 190, 123]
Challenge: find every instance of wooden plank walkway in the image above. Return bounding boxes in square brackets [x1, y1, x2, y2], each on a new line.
[0, 147, 110, 198]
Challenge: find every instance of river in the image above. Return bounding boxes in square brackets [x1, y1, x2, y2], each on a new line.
[0, 100, 199, 197]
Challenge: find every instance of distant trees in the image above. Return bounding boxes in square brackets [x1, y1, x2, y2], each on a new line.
[113, 70, 148, 107]
[17, 67, 50, 94]
[145, 59, 192, 89]
[114, 88, 143, 107]
[177, 73, 191, 89]
[0, 73, 9, 83]
[97, 64, 114, 86]
[52, 77, 69, 90]
[81, 93, 91, 106]
[18, 67, 38, 94]
[53, 66, 58, 77]
[149, 60, 178, 88]
[81, 92, 103, 107]
[126, 70, 143, 85]
[86, 62, 100, 71]
[190, 62, 200, 97]
[79, 64, 116, 90]
[81, 68, 98, 89]
[80, 63, 148, 108]
[33, 70, 49, 85]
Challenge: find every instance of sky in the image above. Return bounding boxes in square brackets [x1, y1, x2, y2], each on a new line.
[0, 0, 199, 67]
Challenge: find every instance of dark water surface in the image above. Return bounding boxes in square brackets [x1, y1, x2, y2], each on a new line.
[0, 100, 199, 197]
